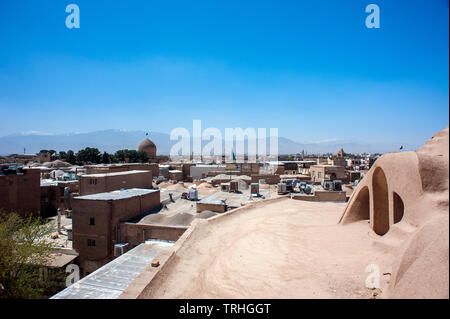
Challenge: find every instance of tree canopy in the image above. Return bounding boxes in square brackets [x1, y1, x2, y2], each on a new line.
[0, 212, 55, 299]
[75, 147, 101, 164]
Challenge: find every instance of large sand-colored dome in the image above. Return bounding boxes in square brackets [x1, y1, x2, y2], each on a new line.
[138, 138, 157, 158]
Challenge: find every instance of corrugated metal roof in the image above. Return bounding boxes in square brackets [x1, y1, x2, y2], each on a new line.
[51, 239, 173, 299]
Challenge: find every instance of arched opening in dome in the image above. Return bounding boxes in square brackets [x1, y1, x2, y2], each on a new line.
[393, 192, 404, 224]
[372, 167, 390, 236]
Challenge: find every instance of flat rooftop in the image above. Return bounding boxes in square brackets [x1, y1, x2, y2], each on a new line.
[198, 187, 275, 208]
[51, 239, 174, 299]
[133, 198, 396, 298]
[81, 170, 150, 178]
[74, 188, 159, 201]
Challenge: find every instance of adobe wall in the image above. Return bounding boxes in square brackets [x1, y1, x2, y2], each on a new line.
[79, 171, 153, 195]
[315, 190, 347, 202]
[168, 171, 183, 181]
[110, 191, 160, 227]
[291, 191, 346, 202]
[251, 174, 281, 184]
[72, 199, 112, 264]
[40, 185, 62, 216]
[0, 168, 41, 217]
[120, 223, 188, 248]
[72, 190, 160, 275]
[196, 202, 227, 213]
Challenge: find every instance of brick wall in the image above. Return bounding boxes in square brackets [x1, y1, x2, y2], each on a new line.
[250, 174, 281, 184]
[120, 223, 188, 248]
[0, 168, 40, 217]
[79, 170, 152, 195]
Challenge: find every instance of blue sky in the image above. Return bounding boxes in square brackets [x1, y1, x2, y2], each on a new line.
[0, 0, 448, 150]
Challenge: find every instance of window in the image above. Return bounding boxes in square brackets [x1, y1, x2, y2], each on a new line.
[87, 239, 96, 247]
[89, 178, 97, 185]
[318, 172, 322, 179]
[89, 217, 95, 226]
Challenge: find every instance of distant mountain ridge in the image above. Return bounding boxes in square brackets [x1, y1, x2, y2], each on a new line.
[0, 129, 406, 156]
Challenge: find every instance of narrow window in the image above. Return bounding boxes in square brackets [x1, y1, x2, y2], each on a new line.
[89, 217, 95, 226]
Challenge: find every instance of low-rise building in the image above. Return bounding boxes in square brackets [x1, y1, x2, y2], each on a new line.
[190, 164, 226, 179]
[79, 170, 153, 196]
[310, 165, 345, 183]
[72, 188, 161, 275]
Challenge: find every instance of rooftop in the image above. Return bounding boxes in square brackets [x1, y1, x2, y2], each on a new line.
[74, 188, 159, 201]
[81, 170, 150, 178]
[198, 187, 275, 208]
[51, 240, 173, 299]
[127, 198, 392, 299]
[130, 189, 219, 227]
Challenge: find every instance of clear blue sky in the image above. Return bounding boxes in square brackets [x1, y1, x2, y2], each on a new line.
[0, 0, 448, 149]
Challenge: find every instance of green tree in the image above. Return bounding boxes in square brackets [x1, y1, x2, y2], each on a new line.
[114, 149, 148, 163]
[101, 152, 111, 164]
[58, 151, 67, 160]
[66, 150, 76, 164]
[0, 212, 54, 299]
[76, 147, 101, 164]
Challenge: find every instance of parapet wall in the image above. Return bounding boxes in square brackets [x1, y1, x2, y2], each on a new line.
[251, 174, 281, 184]
[120, 223, 188, 248]
[291, 191, 346, 202]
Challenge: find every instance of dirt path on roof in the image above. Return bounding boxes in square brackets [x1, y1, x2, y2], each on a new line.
[139, 198, 396, 298]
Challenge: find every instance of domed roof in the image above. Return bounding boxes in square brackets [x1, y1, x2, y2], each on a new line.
[138, 138, 157, 157]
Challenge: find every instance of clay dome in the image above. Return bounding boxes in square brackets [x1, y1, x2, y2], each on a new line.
[138, 138, 157, 158]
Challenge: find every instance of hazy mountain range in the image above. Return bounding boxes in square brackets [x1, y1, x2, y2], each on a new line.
[0, 129, 409, 156]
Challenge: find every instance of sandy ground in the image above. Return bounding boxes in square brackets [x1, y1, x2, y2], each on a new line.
[141, 198, 396, 299]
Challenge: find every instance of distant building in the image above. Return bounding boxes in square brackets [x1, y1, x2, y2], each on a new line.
[336, 148, 346, 157]
[329, 157, 347, 167]
[168, 170, 183, 181]
[138, 138, 157, 159]
[310, 165, 345, 183]
[38, 152, 51, 163]
[190, 164, 226, 180]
